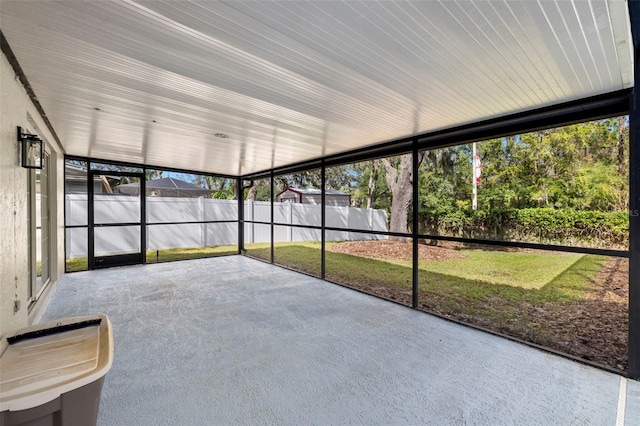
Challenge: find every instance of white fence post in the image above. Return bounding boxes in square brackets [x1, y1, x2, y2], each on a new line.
[200, 197, 206, 248]
[369, 208, 374, 231]
[288, 202, 293, 242]
[249, 200, 254, 244]
[146, 197, 150, 249]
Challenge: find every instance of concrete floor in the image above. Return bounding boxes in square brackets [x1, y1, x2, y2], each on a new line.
[42, 256, 638, 425]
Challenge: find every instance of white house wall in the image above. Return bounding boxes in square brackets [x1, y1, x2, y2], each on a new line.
[301, 193, 348, 207]
[0, 53, 64, 337]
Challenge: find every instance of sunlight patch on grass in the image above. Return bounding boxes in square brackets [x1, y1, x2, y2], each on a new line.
[416, 250, 585, 290]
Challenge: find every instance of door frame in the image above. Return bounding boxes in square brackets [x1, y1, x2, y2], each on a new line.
[88, 171, 146, 269]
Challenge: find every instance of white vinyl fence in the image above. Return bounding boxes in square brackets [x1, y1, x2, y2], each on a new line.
[244, 201, 387, 243]
[65, 195, 388, 258]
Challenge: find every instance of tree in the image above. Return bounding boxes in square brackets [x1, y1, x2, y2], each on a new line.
[205, 176, 236, 199]
[243, 178, 273, 201]
[273, 171, 321, 192]
[380, 152, 424, 240]
[325, 165, 354, 192]
[272, 167, 354, 197]
[146, 169, 162, 180]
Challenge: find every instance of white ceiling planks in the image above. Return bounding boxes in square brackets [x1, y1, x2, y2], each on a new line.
[0, 0, 633, 176]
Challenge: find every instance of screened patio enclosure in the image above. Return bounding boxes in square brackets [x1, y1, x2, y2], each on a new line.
[1, 0, 639, 382]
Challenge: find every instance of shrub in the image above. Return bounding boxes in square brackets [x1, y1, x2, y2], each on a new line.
[420, 208, 628, 249]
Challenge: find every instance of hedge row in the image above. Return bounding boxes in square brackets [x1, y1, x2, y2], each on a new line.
[419, 208, 629, 249]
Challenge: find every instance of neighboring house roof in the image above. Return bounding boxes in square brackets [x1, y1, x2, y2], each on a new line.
[65, 163, 121, 181]
[65, 164, 121, 194]
[116, 177, 212, 196]
[276, 188, 349, 197]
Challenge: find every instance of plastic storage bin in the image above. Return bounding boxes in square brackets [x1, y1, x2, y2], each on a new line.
[0, 314, 113, 426]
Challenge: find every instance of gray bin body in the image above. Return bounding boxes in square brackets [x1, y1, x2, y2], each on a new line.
[0, 377, 104, 426]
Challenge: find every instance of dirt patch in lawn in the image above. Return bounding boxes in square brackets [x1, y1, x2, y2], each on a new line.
[328, 240, 466, 261]
[328, 240, 629, 371]
[532, 257, 629, 371]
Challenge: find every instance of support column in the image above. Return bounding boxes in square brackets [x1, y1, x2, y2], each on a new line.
[140, 171, 146, 264]
[237, 178, 244, 255]
[321, 161, 326, 279]
[412, 141, 419, 308]
[87, 170, 94, 270]
[628, 0, 640, 379]
[270, 171, 274, 263]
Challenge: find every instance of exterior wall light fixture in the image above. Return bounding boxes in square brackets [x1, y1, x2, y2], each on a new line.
[18, 126, 43, 169]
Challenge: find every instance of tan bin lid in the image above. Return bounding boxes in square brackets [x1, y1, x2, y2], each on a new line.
[0, 314, 113, 412]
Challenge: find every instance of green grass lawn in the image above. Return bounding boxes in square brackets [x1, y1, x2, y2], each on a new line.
[246, 242, 324, 275]
[244, 242, 273, 262]
[68, 242, 602, 309]
[65, 257, 88, 272]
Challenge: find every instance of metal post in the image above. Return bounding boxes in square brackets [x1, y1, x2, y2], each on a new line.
[237, 177, 243, 255]
[321, 161, 326, 279]
[629, 0, 640, 380]
[270, 171, 274, 263]
[412, 142, 419, 308]
[472, 142, 478, 211]
[87, 170, 95, 270]
[63, 158, 69, 271]
[140, 169, 146, 264]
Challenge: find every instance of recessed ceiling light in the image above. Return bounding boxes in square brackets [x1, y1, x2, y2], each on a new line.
[214, 133, 229, 138]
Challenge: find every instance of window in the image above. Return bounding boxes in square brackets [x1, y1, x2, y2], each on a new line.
[29, 150, 51, 302]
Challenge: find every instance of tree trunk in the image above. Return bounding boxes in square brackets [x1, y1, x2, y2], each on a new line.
[381, 153, 423, 242]
[246, 185, 257, 201]
[232, 180, 239, 200]
[366, 161, 377, 209]
[99, 175, 113, 194]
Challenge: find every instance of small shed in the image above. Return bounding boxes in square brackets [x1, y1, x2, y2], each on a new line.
[115, 177, 213, 198]
[275, 188, 350, 207]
